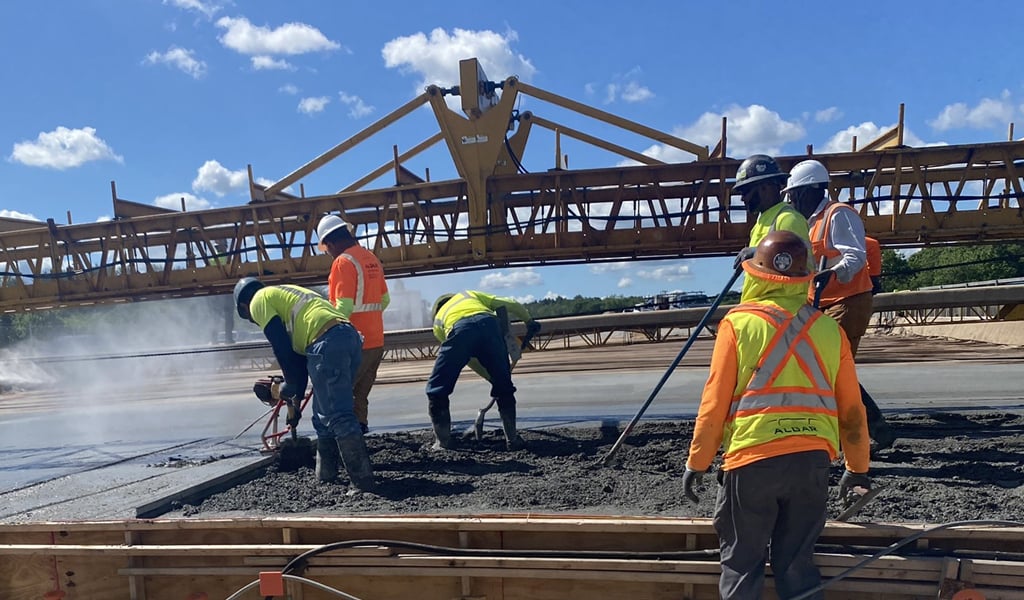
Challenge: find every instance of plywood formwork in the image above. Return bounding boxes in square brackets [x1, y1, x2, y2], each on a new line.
[2, 516, 1023, 600]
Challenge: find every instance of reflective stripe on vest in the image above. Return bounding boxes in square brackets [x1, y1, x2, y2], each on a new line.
[809, 202, 873, 306]
[724, 303, 841, 454]
[341, 251, 383, 313]
[287, 288, 323, 335]
[433, 292, 472, 335]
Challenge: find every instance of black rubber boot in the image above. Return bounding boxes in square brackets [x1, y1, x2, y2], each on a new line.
[861, 385, 896, 453]
[497, 402, 525, 451]
[336, 434, 376, 492]
[428, 396, 453, 450]
[315, 436, 340, 482]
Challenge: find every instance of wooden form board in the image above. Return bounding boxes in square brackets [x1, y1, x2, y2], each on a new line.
[2, 516, 1023, 600]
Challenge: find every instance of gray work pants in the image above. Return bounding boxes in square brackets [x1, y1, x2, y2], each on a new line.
[714, 450, 830, 600]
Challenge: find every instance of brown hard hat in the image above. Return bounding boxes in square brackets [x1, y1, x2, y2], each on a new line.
[748, 230, 809, 277]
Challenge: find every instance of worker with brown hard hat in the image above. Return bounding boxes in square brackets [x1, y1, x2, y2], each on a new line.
[233, 278, 375, 492]
[427, 291, 540, 451]
[730, 154, 811, 303]
[785, 159, 896, 452]
[683, 230, 871, 600]
[315, 214, 390, 437]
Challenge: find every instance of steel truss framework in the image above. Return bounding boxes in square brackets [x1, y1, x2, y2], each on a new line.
[1, 61, 1022, 313]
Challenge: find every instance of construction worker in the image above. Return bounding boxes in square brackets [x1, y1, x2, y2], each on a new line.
[730, 154, 811, 302]
[315, 214, 390, 435]
[784, 159, 896, 451]
[233, 278, 375, 491]
[866, 236, 884, 295]
[428, 290, 540, 451]
[683, 230, 871, 600]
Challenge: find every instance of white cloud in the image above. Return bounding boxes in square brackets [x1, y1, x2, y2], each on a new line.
[815, 107, 843, 123]
[381, 27, 537, 94]
[164, 0, 221, 18]
[635, 264, 691, 281]
[637, 104, 804, 163]
[298, 96, 330, 114]
[9, 126, 123, 170]
[514, 294, 536, 303]
[620, 81, 654, 103]
[143, 46, 207, 79]
[590, 262, 631, 274]
[154, 192, 211, 211]
[216, 16, 340, 55]
[251, 55, 295, 71]
[929, 90, 1016, 131]
[0, 209, 41, 221]
[478, 266, 542, 289]
[617, 277, 632, 288]
[278, 84, 299, 95]
[544, 291, 564, 300]
[822, 121, 932, 153]
[339, 92, 375, 118]
[192, 160, 248, 196]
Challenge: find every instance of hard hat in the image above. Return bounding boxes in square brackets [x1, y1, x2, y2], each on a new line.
[432, 293, 456, 316]
[315, 214, 351, 251]
[732, 154, 788, 193]
[233, 277, 264, 319]
[782, 160, 830, 192]
[747, 230, 809, 277]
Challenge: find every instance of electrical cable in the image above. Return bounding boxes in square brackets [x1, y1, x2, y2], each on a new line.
[790, 519, 1024, 600]
[226, 574, 365, 600]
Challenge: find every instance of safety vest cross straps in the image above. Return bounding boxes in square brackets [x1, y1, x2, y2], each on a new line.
[433, 292, 480, 339]
[341, 250, 383, 313]
[723, 303, 841, 455]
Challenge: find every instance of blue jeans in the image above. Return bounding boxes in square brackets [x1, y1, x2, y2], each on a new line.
[308, 322, 363, 440]
[426, 313, 516, 414]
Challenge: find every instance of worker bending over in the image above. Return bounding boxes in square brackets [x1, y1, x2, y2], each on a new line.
[315, 214, 390, 435]
[428, 290, 540, 451]
[785, 159, 896, 451]
[233, 278, 375, 491]
[684, 231, 871, 600]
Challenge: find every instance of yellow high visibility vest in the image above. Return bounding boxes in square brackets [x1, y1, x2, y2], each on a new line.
[722, 302, 843, 456]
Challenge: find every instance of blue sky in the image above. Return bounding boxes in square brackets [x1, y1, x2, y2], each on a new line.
[2, 0, 1022, 306]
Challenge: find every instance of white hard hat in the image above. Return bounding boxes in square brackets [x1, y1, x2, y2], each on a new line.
[782, 160, 830, 192]
[315, 214, 350, 251]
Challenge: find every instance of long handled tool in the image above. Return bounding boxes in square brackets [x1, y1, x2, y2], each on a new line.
[472, 311, 541, 440]
[601, 264, 744, 466]
[836, 483, 885, 521]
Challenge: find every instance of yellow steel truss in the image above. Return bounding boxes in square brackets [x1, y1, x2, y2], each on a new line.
[0, 59, 1021, 312]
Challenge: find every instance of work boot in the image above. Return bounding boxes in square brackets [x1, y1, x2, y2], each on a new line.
[431, 415, 453, 450]
[336, 434, 376, 493]
[315, 436, 340, 482]
[499, 408, 526, 451]
[861, 385, 896, 453]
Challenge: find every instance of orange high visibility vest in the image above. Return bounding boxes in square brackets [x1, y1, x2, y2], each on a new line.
[808, 202, 873, 307]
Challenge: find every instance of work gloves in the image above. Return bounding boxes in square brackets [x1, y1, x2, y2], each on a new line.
[280, 381, 303, 429]
[733, 247, 755, 270]
[813, 268, 836, 288]
[839, 470, 871, 500]
[682, 468, 706, 504]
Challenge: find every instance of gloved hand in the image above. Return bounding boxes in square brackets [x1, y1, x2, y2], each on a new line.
[682, 468, 706, 504]
[838, 470, 871, 502]
[870, 276, 883, 295]
[813, 268, 836, 288]
[279, 381, 302, 402]
[733, 247, 755, 270]
[526, 320, 541, 336]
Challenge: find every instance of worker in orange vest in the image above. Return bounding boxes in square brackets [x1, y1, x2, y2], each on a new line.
[784, 160, 896, 452]
[866, 236, 883, 294]
[316, 215, 390, 436]
[684, 230, 870, 600]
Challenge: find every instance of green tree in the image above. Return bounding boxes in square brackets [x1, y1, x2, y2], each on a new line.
[904, 243, 1024, 288]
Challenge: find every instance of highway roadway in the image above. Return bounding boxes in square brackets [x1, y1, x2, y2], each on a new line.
[1, 335, 1023, 521]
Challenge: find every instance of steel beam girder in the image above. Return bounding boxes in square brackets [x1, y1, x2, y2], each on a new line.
[0, 142, 1022, 312]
